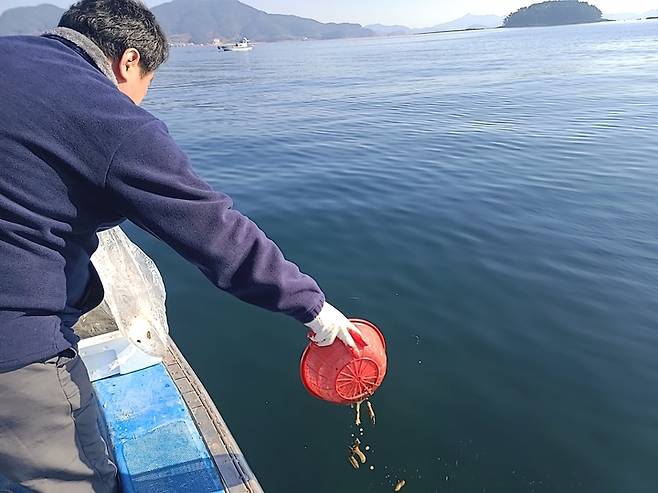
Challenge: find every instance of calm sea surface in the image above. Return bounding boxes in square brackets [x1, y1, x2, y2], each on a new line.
[133, 21, 658, 492]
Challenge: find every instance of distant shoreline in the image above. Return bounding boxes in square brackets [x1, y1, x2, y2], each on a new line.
[413, 16, 650, 36]
[503, 18, 614, 28]
[167, 16, 653, 47]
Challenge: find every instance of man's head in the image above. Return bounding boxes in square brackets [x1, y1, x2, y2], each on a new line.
[58, 0, 169, 105]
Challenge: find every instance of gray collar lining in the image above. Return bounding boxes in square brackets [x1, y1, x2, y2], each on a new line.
[44, 27, 118, 87]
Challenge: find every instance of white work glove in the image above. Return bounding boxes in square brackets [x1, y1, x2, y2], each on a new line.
[305, 302, 367, 355]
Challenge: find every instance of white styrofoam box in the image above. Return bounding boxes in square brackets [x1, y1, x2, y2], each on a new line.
[78, 330, 162, 382]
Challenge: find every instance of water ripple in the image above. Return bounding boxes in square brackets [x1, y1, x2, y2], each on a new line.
[138, 21, 658, 493]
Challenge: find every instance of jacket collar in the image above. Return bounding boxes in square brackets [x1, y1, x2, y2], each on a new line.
[43, 27, 118, 87]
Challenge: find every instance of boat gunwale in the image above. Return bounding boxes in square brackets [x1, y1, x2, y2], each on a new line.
[165, 337, 264, 493]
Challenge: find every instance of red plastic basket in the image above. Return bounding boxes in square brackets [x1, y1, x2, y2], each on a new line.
[300, 319, 387, 405]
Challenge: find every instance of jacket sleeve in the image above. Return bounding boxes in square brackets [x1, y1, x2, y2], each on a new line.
[104, 119, 325, 323]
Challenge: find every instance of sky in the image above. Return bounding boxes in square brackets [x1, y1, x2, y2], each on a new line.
[0, 0, 656, 27]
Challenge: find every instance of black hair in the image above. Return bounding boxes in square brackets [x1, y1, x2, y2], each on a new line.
[59, 0, 168, 73]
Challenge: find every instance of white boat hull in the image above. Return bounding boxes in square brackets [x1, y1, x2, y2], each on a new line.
[219, 44, 253, 52]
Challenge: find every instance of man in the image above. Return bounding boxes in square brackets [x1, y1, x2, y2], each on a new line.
[0, 1, 364, 491]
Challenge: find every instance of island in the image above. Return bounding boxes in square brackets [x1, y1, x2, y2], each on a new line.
[503, 0, 603, 28]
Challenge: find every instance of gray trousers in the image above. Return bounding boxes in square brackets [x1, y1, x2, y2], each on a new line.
[0, 348, 119, 493]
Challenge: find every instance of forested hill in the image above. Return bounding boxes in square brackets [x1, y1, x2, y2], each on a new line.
[0, 0, 374, 43]
[153, 0, 373, 43]
[504, 1, 603, 27]
[0, 4, 64, 36]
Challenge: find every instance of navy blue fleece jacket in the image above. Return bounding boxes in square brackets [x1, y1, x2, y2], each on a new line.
[0, 34, 324, 372]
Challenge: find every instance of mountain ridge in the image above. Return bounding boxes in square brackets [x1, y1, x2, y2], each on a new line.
[153, 0, 373, 43]
[0, 0, 374, 42]
[2, 2, 653, 42]
[0, 3, 64, 35]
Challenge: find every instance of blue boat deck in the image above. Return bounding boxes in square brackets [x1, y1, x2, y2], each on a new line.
[95, 363, 224, 492]
[91, 338, 263, 493]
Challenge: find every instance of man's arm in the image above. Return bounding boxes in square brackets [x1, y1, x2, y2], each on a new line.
[104, 119, 325, 323]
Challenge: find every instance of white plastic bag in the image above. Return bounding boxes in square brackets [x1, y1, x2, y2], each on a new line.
[90, 226, 170, 357]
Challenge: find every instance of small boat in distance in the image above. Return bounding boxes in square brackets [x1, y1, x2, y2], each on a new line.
[218, 37, 254, 52]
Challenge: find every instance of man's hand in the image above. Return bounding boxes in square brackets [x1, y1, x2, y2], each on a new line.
[305, 302, 368, 354]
